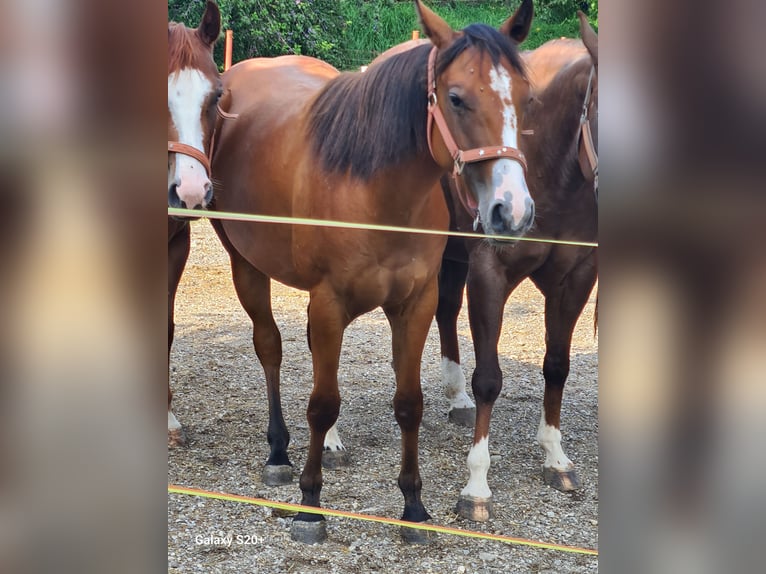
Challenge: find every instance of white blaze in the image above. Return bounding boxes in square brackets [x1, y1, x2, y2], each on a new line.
[537, 409, 574, 470]
[168, 68, 213, 208]
[488, 66, 531, 227]
[460, 436, 492, 499]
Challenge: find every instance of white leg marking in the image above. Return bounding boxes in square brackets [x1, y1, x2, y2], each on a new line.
[323, 422, 345, 451]
[168, 410, 182, 432]
[537, 409, 574, 471]
[460, 436, 492, 499]
[441, 357, 475, 411]
[168, 69, 213, 207]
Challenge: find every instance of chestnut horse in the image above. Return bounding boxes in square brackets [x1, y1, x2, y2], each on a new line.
[436, 11, 598, 521]
[168, 1, 221, 446]
[210, 0, 534, 544]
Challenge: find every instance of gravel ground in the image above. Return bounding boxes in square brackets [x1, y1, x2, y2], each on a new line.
[168, 220, 598, 573]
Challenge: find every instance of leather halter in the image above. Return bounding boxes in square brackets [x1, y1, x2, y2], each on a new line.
[577, 66, 598, 194]
[167, 141, 210, 176]
[168, 102, 238, 179]
[426, 46, 528, 218]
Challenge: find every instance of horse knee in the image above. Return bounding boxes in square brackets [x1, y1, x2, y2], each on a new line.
[471, 366, 502, 405]
[543, 352, 570, 387]
[393, 391, 423, 432]
[307, 393, 340, 434]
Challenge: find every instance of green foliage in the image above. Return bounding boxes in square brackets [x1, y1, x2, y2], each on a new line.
[168, 1, 598, 71]
[168, 0, 346, 68]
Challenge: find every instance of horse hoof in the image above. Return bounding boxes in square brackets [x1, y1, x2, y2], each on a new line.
[322, 449, 351, 469]
[455, 495, 494, 522]
[291, 519, 327, 544]
[168, 428, 187, 447]
[400, 521, 434, 545]
[543, 466, 581, 492]
[448, 407, 476, 427]
[262, 464, 293, 486]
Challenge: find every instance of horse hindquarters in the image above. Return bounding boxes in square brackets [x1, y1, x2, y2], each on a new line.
[210, 219, 293, 486]
[168, 220, 191, 446]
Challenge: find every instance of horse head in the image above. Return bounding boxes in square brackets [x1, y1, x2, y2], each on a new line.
[416, 0, 536, 237]
[167, 1, 221, 212]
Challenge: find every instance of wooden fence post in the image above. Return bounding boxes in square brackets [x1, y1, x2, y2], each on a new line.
[224, 30, 233, 71]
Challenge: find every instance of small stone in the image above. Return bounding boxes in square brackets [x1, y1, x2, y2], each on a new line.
[479, 552, 496, 562]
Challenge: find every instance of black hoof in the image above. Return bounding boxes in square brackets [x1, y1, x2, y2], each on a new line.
[448, 407, 476, 427]
[168, 428, 187, 447]
[291, 519, 327, 544]
[543, 466, 581, 492]
[455, 495, 494, 522]
[262, 464, 293, 486]
[322, 449, 351, 469]
[400, 521, 434, 545]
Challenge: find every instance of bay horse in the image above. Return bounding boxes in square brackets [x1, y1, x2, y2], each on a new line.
[168, 1, 221, 446]
[210, 0, 534, 544]
[436, 11, 598, 521]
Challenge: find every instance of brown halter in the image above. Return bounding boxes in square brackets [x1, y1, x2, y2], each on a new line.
[167, 141, 211, 176]
[577, 66, 598, 194]
[168, 101, 238, 179]
[426, 46, 528, 218]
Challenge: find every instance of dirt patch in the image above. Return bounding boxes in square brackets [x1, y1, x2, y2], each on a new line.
[168, 220, 598, 573]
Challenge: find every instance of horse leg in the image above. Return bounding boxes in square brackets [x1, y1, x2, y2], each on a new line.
[384, 281, 438, 544]
[212, 220, 292, 485]
[456, 249, 518, 521]
[532, 255, 597, 491]
[307, 301, 351, 469]
[436, 252, 475, 427]
[168, 221, 190, 447]
[291, 286, 347, 544]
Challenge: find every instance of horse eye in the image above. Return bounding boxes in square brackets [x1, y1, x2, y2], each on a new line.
[448, 92, 464, 109]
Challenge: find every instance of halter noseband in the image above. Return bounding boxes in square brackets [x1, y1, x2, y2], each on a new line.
[168, 103, 239, 179]
[426, 46, 528, 219]
[168, 141, 211, 177]
[578, 66, 598, 194]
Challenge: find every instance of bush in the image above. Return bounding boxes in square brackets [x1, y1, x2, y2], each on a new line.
[168, 1, 598, 71]
[168, 0, 346, 68]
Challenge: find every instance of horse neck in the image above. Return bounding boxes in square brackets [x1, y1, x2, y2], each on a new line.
[528, 60, 592, 195]
[367, 155, 446, 225]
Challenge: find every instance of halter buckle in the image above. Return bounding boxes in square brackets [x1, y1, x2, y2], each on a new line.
[453, 152, 465, 176]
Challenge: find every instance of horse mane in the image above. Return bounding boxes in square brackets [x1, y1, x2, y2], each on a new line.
[168, 22, 203, 74]
[307, 24, 527, 181]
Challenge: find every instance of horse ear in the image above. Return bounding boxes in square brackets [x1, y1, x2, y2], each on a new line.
[197, 1, 221, 47]
[414, 0, 456, 49]
[577, 11, 598, 67]
[500, 0, 534, 45]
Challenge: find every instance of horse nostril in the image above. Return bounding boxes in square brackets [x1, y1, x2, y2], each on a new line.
[490, 203, 506, 233]
[203, 181, 213, 205]
[168, 182, 180, 208]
